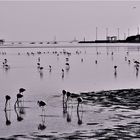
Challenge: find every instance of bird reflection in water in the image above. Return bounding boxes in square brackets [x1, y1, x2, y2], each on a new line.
[66, 106, 72, 123]
[114, 71, 117, 78]
[38, 114, 46, 131]
[14, 105, 24, 122]
[77, 97, 83, 125]
[4, 110, 11, 126]
[62, 90, 68, 116]
[61, 69, 64, 79]
[39, 71, 43, 79]
[136, 70, 139, 77]
[4, 95, 12, 125]
[135, 64, 139, 78]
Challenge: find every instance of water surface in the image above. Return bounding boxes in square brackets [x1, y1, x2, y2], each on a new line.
[0, 45, 140, 139]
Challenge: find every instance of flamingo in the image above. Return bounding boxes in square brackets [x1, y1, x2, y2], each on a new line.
[37, 101, 46, 111]
[62, 90, 67, 96]
[38, 101, 46, 107]
[95, 60, 98, 64]
[39, 67, 44, 71]
[4, 95, 11, 111]
[134, 60, 140, 64]
[128, 60, 131, 64]
[37, 101, 47, 115]
[4, 109, 11, 125]
[114, 65, 117, 70]
[62, 69, 64, 73]
[62, 69, 64, 77]
[77, 97, 83, 109]
[49, 65, 52, 72]
[66, 92, 71, 102]
[14, 93, 23, 108]
[19, 88, 26, 94]
[37, 63, 40, 68]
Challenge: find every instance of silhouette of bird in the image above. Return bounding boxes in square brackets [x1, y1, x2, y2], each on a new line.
[37, 101, 46, 108]
[39, 67, 44, 70]
[65, 63, 69, 66]
[77, 97, 83, 108]
[77, 97, 83, 125]
[62, 90, 67, 103]
[62, 69, 64, 73]
[17, 93, 23, 99]
[49, 65, 52, 72]
[114, 65, 117, 70]
[62, 90, 67, 96]
[66, 58, 69, 61]
[4, 110, 11, 125]
[5, 95, 11, 101]
[14, 93, 23, 108]
[125, 57, 127, 61]
[37, 63, 40, 67]
[4, 95, 11, 111]
[19, 88, 26, 94]
[37, 101, 47, 115]
[95, 60, 98, 64]
[4, 59, 7, 63]
[128, 60, 131, 64]
[134, 60, 140, 64]
[66, 92, 71, 102]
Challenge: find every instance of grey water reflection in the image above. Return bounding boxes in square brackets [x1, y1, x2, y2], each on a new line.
[1, 45, 140, 139]
[14, 100, 25, 122]
[38, 115, 46, 131]
[4, 110, 11, 126]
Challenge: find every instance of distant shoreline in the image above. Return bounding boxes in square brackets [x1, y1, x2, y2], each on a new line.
[1, 43, 140, 49]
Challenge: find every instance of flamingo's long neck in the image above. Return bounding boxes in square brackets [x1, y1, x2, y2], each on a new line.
[5, 100, 8, 110]
[77, 102, 80, 110]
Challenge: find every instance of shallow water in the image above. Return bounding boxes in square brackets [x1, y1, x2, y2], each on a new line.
[0, 45, 140, 139]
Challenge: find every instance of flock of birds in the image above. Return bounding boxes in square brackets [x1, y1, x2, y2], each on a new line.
[2, 48, 140, 89]
[3, 48, 140, 113]
[4, 87, 84, 127]
[4, 88, 83, 111]
[1, 49, 140, 108]
[4, 87, 84, 129]
[1, 48, 140, 80]
[2, 47, 140, 131]
[4, 88, 26, 111]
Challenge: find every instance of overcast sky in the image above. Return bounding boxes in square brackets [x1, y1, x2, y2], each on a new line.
[0, 1, 140, 41]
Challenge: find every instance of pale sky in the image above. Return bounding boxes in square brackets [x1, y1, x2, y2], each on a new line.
[0, 1, 140, 41]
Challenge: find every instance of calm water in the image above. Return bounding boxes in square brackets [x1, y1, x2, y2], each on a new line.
[0, 45, 140, 139]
